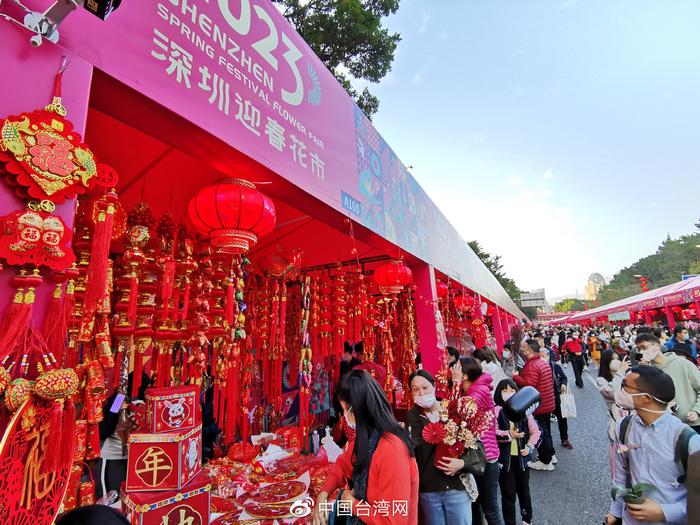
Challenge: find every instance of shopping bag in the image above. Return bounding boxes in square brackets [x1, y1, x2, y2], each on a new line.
[560, 386, 577, 419]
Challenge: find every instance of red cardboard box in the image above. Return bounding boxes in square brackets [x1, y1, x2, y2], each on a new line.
[126, 425, 202, 492]
[145, 385, 199, 433]
[122, 473, 211, 525]
[278, 426, 302, 453]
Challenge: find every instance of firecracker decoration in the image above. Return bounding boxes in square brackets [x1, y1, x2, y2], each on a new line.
[298, 276, 313, 451]
[395, 290, 418, 399]
[0, 200, 76, 271]
[187, 179, 276, 254]
[332, 272, 348, 365]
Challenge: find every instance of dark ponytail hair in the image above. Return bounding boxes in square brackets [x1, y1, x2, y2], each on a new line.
[337, 370, 414, 478]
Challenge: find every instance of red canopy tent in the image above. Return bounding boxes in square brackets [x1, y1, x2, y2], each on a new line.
[565, 276, 700, 326]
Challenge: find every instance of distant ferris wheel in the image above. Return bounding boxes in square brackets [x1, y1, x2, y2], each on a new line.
[588, 273, 606, 287]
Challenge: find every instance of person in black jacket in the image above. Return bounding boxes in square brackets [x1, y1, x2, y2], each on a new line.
[540, 348, 573, 450]
[96, 373, 151, 498]
[406, 370, 474, 525]
[494, 379, 541, 525]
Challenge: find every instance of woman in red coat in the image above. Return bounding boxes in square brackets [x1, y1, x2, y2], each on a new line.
[313, 370, 419, 525]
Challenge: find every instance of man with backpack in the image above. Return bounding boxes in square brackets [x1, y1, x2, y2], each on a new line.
[605, 366, 699, 525]
[636, 333, 700, 433]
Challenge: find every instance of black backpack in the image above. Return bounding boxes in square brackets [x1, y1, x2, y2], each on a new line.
[619, 415, 695, 484]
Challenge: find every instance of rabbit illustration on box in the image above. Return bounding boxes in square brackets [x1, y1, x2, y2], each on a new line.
[186, 437, 199, 471]
[163, 398, 188, 428]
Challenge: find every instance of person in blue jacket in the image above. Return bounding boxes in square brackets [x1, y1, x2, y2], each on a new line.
[665, 324, 697, 360]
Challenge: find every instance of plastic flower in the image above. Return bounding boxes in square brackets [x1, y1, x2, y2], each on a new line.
[422, 422, 447, 444]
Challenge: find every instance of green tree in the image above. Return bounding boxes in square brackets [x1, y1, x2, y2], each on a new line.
[553, 298, 592, 312]
[596, 219, 700, 305]
[467, 240, 522, 301]
[274, 0, 401, 118]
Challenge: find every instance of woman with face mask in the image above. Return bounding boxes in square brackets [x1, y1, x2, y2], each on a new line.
[313, 370, 418, 525]
[596, 350, 631, 476]
[406, 370, 474, 525]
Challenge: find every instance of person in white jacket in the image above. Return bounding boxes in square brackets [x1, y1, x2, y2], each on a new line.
[473, 347, 508, 389]
[595, 349, 630, 477]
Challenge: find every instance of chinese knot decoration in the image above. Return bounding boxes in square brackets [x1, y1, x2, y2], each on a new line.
[0, 200, 75, 271]
[0, 98, 98, 203]
[187, 179, 276, 254]
[373, 260, 412, 295]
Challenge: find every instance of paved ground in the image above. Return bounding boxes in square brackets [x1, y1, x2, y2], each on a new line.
[528, 364, 611, 525]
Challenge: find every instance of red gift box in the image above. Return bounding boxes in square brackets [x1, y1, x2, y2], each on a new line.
[145, 385, 199, 433]
[122, 473, 211, 525]
[278, 426, 302, 453]
[126, 425, 202, 492]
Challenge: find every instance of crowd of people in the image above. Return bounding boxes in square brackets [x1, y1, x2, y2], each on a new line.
[312, 322, 700, 525]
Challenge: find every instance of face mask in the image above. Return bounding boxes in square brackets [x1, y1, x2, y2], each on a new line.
[344, 408, 356, 429]
[682, 334, 690, 341]
[503, 351, 511, 359]
[414, 392, 437, 409]
[642, 345, 660, 362]
[614, 389, 667, 413]
[610, 360, 621, 372]
[502, 392, 514, 402]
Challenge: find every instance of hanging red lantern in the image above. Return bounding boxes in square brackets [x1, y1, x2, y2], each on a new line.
[436, 280, 449, 299]
[454, 294, 475, 312]
[373, 260, 412, 295]
[187, 179, 276, 254]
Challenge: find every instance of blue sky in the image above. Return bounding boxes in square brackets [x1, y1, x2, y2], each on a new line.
[358, 0, 700, 300]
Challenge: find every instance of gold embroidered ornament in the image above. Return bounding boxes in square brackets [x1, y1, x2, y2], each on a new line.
[0, 97, 98, 204]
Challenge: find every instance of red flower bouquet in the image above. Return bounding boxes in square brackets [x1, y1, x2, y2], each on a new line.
[422, 395, 493, 465]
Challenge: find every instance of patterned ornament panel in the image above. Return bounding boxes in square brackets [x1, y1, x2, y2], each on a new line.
[0, 108, 98, 204]
[0, 399, 72, 525]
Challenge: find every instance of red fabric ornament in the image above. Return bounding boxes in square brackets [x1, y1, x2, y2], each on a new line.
[0, 105, 98, 203]
[0, 205, 75, 271]
[436, 280, 449, 299]
[373, 260, 412, 295]
[422, 422, 447, 445]
[187, 179, 276, 253]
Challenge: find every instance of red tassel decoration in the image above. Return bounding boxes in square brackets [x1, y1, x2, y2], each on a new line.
[83, 192, 117, 324]
[159, 258, 176, 324]
[127, 273, 138, 327]
[132, 342, 144, 399]
[180, 279, 191, 322]
[279, 282, 287, 355]
[43, 277, 68, 367]
[61, 399, 76, 465]
[42, 400, 64, 474]
[224, 275, 235, 327]
[0, 273, 32, 364]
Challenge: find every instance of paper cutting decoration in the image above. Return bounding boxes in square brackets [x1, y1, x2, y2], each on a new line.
[0, 100, 98, 204]
[0, 398, 73, 525]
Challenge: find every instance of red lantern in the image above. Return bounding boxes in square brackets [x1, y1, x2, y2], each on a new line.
[436, 280, 449, 299]
[187, 179, 276, 253]
[454, 294, 475, 312]
[373, 260, 412, 295]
